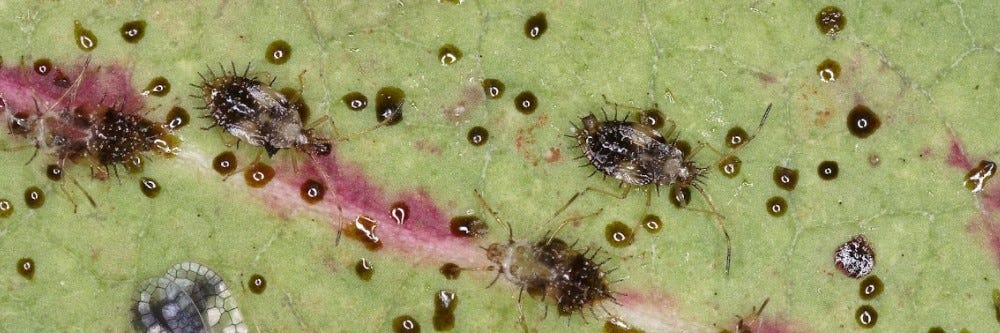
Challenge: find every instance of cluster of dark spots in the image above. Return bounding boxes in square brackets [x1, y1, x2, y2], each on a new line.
[466, 126, 488, 146]
[196, 64, 330, 157]
[481, 79, 505, 99]
[16, 258, 34, 280]
[855, 304, 877, 328]
[766, 196, 787, 217]
[964, 160, 995, 192]
[641, 214, 662, 234]
[265, 40, 292, 65]
[119, 20, 147, 43]
[24, 186, 45, 209]
[432, 290, 458, 331]
[45, 164, 64, 181]
[817, 59, 841, 82]
[514, 91, 538, 114]
[834, 235, 875, 278]
[73, 20, 98, 51]
[0, 199, 13, 218]
[32, 58, 52, 75]
[392, 315, 420, 333]
[345, 215, 383, 251]
[248, 274, 267, 294]
[139, 177, 160, 198]
[818, 160, 839, 180]
[859, 275, 883, 300]
[772, 166, 799, 191]
[815, 6, 846, 35]
[375, 86, 405, 125]
[354, 258, 374, 281]
[390, 201, 409, 224]
[524, 12, 548, 39]
[143, 77, 170, 97]
[300, 179, 325, 204]
[212, 151, 238, 175]
[243, 162, 275, 188]
[342, 92, 368, 111]
[439, 263, 461, 280]
[847, 104, 880, 138]
[449, 215, 489, 237]
[604, 221, 634, 248]
[438, 44, 463, 65]
[165, 107, 189, 130]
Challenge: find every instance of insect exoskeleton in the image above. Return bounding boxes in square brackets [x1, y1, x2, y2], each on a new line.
[195, 63, 330, 158]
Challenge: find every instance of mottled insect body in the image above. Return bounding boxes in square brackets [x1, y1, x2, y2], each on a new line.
[577, 114, 701, 188]
[133, 262, 248, 333]
[197, 64, 329, 157]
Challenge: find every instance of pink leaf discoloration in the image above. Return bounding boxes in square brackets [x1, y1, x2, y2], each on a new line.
[0, 58, 144, 117]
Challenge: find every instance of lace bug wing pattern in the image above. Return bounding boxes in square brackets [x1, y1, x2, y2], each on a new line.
[133, 262, 248, 333]
[575, 114, 700, 189]
[197, 65, 327, 157]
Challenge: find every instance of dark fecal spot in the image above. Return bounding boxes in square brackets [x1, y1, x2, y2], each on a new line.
[641, 214, 662, 234]
[243, 163, 275, 188]
[300, 179, 325, 204]
[438, 44, 463, 65]
[855, 305, 877, 328]
[638, 108, 665, 130]
[45, 164, 63, 181]
[0, 199, 13, 218]
[33, 58, 52, 75]
[212, 151, 237, 176]
[139, 178, 160, 198]
[772, 166, 799, 191]
[24, 186, 44, 209]
[604, 221, 634, 248]
[165, 107, 189, 130]
[726, 127, 748, 148]
[279, 87, 310, 122]
[718, 155, 741, 178]
[125, 156, 144, 174]
[433, 290, 458, 331]
[52, 70, 71, 88]
[604, 317, 645, 333]
[16, 258, 34, 280]
[965, 160, 996, 193]
[928, 328, 945, 333]
[9, 112, 34, 135]
[439, 263, 461, 280]
[265, 40, 292, 65]
[144, 77, 170, 97]
[119, 20, 146, 43]
[393, 315, 421, 333]
[482, 79, 505, 99]
[390, 201, 409, 224]
[467, 126, 489, 146]
[514, 91, 538, 114]
[675, 140, 692, 156]
[342, 92, 368, 111]
[817, 58, 841, 82]
[993, 289, 1000, 323]
[835, 234, 876, 278]
[248, 274, 267, 294]
[669, 185, 690, 208]
[346, 215, 383, 251]
[818, 160, 839, 180]
[449, 215, 489, 238]
[73, 20, 98, 51]
[766, 196, 787, 217]
[869, 153, 881, 167]
[859, 275, 883, 300]
[816, 6, 846, 35]
[354, 258, 374, 281]
[524, 12, 548, 39]
[847, 104, 881, 138]
[376, 87, 405, 125]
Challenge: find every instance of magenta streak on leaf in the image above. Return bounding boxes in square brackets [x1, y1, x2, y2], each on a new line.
[260, 152, 483, 265]
[0, 58, 144, 117]
[949, 137, 1000, 269]
[946, 138, 972, 170]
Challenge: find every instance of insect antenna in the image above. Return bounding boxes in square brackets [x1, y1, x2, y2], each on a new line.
[689, 181, 732, 275]
[713, 103, 773, 165]
[473, 189, 513, 243]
